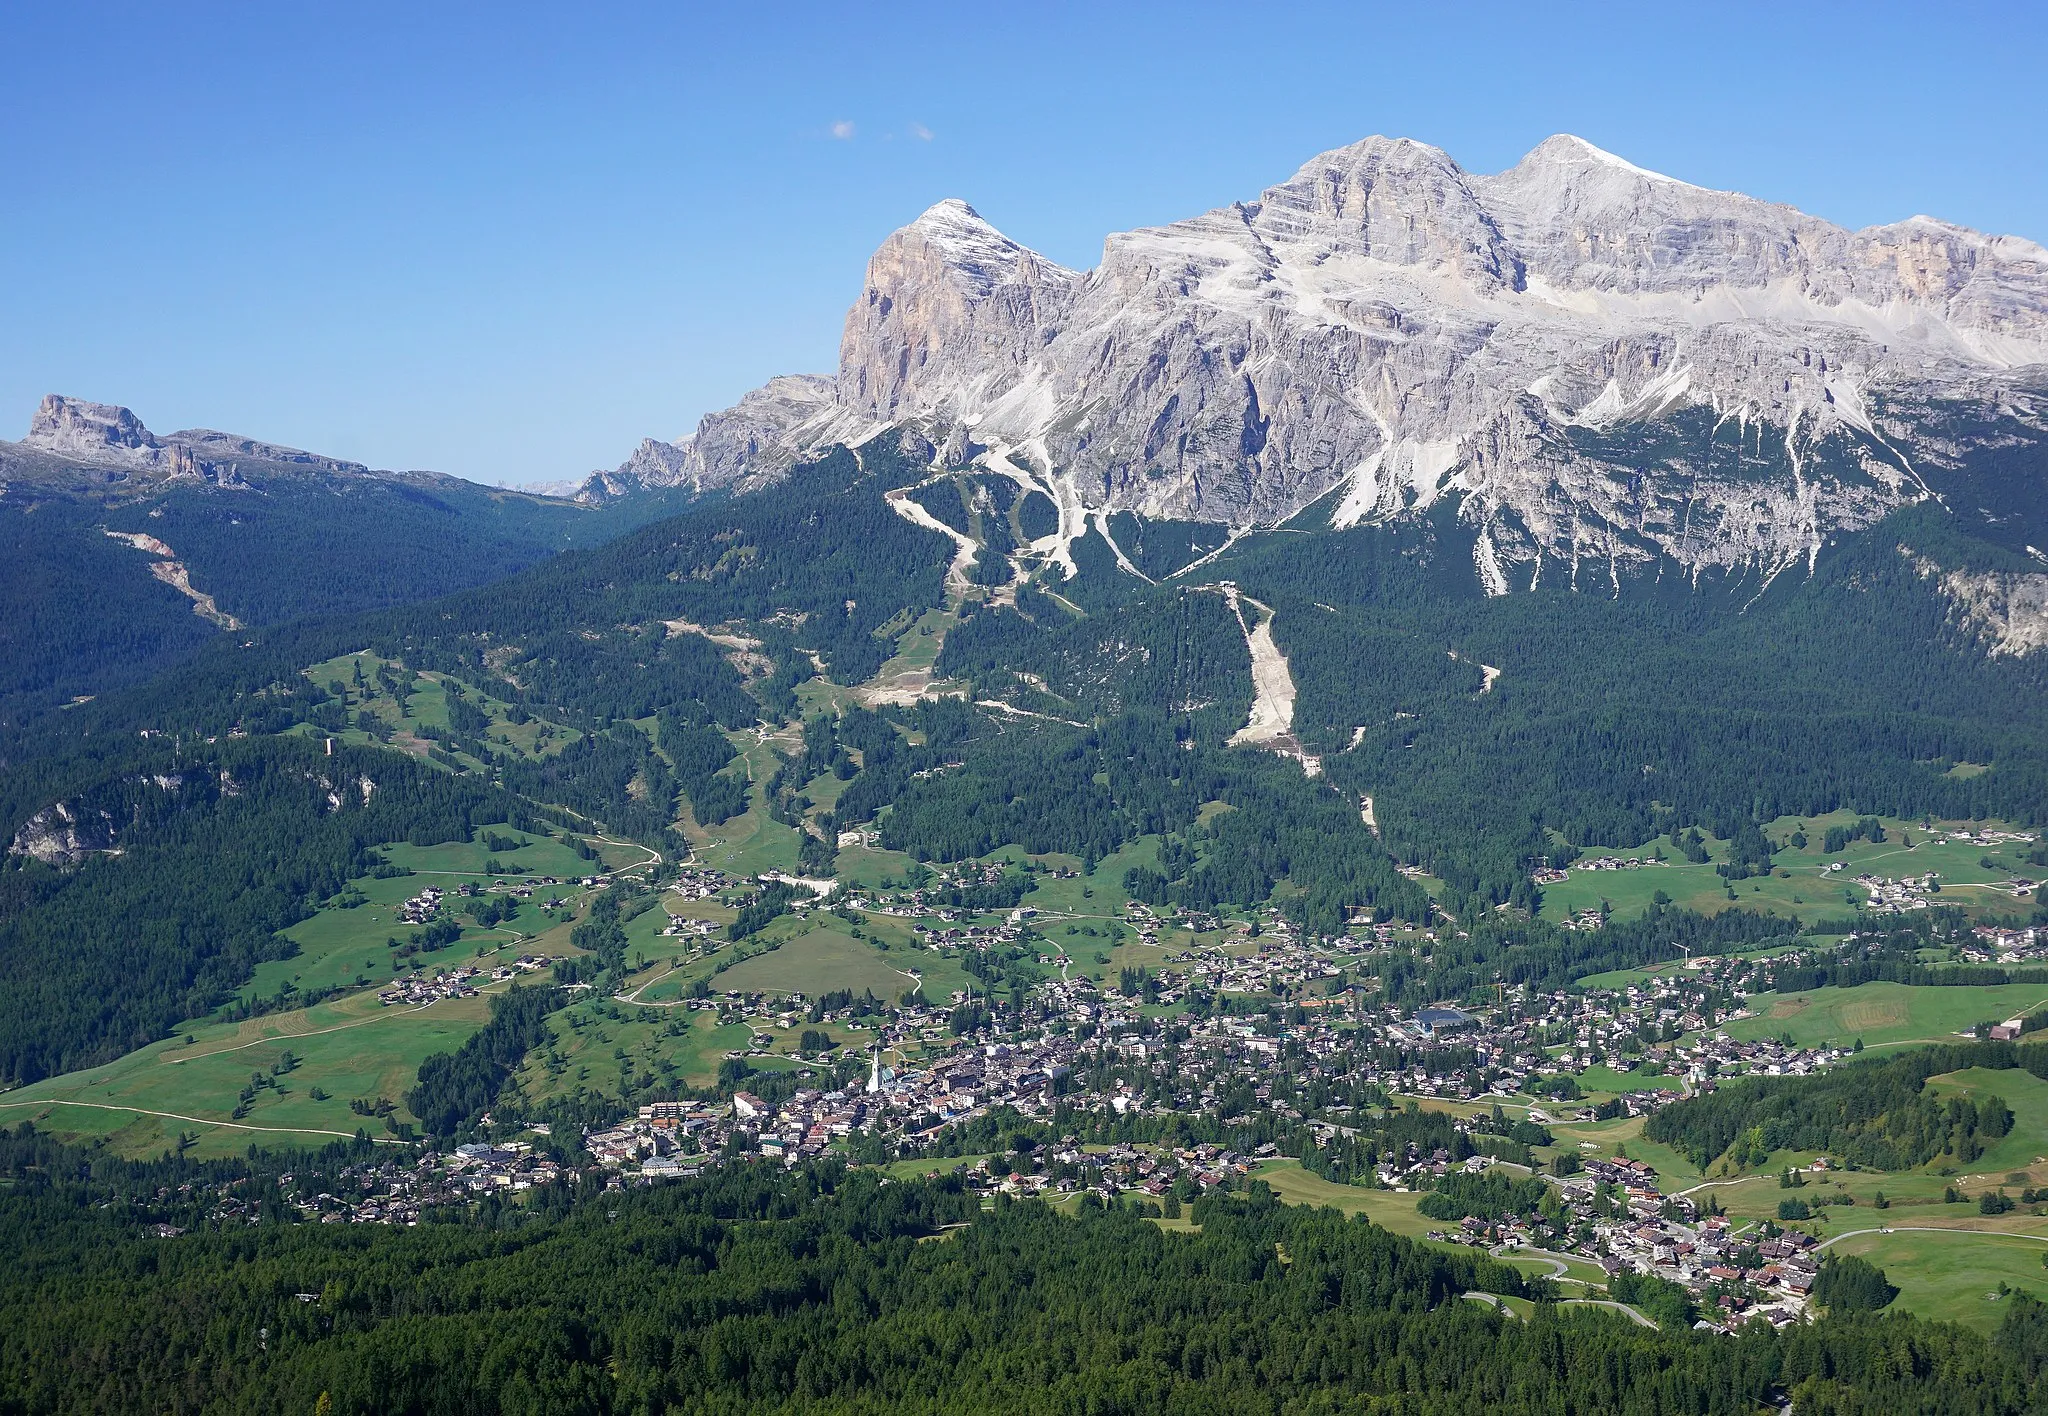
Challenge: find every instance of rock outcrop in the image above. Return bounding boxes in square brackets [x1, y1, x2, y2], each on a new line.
[2, 394, 371, 490]
[7, 799, 117, 867]
[1908, 550, 2048, 656]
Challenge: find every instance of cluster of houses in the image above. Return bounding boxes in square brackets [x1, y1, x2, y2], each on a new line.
[1420, 1151, 1823, 1328]
[1856, 872, 1940, 912]
[377, 965, 487, 1006]
[217, 853, 1984, 1344]
[1532, 855, 1669, 887]
[198, 1144, 571, 1228]
[574, 1042, 1057, 1178]
[1965, 924, 2047, 963]
[590, 905, 1849, 1171]
[396, 887, 444, 925]
[1938, 828, 2038, 849]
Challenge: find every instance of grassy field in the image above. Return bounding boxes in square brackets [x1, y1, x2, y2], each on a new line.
[0, 988, 496, 1157]
[380, 829, 599, 879]
[1573, 1063, 1687, 1096]
[302, 653, 585, 766]
[233, 827, 621, 1009]
[1014, 843, 1147, 917]
[1537, 1112, 1705, 1190]
[1926, 1067, 2048, 1177]
[516, 985, 854, 1104]
[1009, 838, 1169, 983]
[1829, 1228, 2048, 1332]
[250, 872, 449, 1003]
[1542, 812, 2039, 927]
[683, 730, 805, 877]
[1724, 982, 2048, 1051]
[518, 1001, 744, 1099]
[630, 905, 978, 1007]
[1253, 1158, 1435, 1237]
[695, 920, 930, 1000]
[0, 816, 651, 1159]
[1252, 1160, 1606, 1288]
[886, 1154, 999, 1180]
[834, 841, 922, 890]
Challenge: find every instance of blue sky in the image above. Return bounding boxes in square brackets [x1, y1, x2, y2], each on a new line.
[2, 1, 2042, 486]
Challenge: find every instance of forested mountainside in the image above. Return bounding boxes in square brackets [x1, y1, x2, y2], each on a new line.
[6, 1153, 2048, 1416]
[0, 396, 692, 725]
[0, 437, 947, 1082]
[3, 423, 2044, 1090]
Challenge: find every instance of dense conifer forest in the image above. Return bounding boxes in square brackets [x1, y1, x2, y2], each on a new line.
[1645, 1038, 2045, 1171]
[0, 476, 693, 727]
[0, 738, 515, 1084]
[6, 1152, 2048, 1414]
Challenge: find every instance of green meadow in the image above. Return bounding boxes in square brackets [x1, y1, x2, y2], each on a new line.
[0, 818, 652, 1160]
[631, 906, 977, 1008]
[0, 988, 499, 1158]
[379, 828, 601, 879]
[232, 826, 625, 1009]
[1724, 982, 2048, 1051]
[683, 730, 805, 877]
[515, 991, 843, 1105]
[302, 652, 584, 766]
[1925, 1067, 2048, 1177]
[691, 919, 930, 1001]
[1828, 1228, 2048, 1332]
[1542, 812, 2039, 927]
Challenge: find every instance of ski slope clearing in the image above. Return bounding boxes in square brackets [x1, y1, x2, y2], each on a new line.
[886, 483, 979, 591]
[1212, 583, 1320, 776]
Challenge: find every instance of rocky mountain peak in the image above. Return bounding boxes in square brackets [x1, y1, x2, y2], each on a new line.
[25, 395, 160, 459]
[8, 396, 382, 490]
[836, 197, 1081, 429]
[1513, 133, 1700, 187]
[893, 199, 1060, 293]
[576, 374, 839, 502]
[607, 132, 2048, 595]
[1249, 134, 1516, 290]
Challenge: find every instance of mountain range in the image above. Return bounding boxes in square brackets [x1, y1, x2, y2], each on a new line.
[0, 395, 688, 724]
[590, 133, 2048, 607]
[8, 131, 2046, 746]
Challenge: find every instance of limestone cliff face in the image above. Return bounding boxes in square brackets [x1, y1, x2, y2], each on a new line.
[26, 394, 160, 460]
[628, 133, 2048, 590]
[6, 799, 116, 867]
[835, 199, 1082, 428]
[1908, 551, 2048, 656]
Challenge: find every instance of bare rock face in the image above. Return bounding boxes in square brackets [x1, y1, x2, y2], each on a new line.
[1908, 551, 2048, 656]
[6, 394, 370, 489]
[577, 204, 1078, 501]
[836, 199, 1082, 426]
[7, 800, 116, 867]
[642, 133, 2048, 590]
[578, 375, 837, 501]
[25, 394, 158, 460]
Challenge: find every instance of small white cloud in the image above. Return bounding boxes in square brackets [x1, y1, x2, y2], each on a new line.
[907, 121, 933, 141]
[830, 119, 856, 140]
